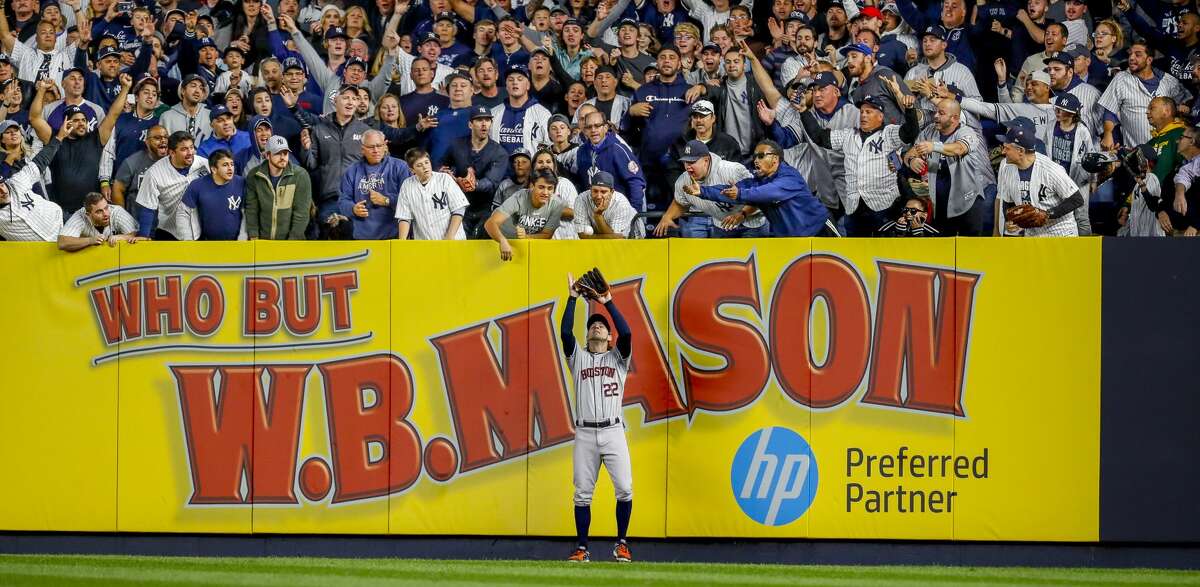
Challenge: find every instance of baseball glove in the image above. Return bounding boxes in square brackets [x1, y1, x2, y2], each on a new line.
[1006, 204, 1049, 229]
[573, 268, 610, 300]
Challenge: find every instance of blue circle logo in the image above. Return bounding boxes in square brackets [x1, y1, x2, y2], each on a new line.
[729, 427, 819, 526]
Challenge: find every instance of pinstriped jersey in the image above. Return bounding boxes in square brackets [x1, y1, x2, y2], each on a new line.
[1098, 70, 1192, 147]
[568, 346, 630, 424]
[997, 153, 1080, 237]
[395, 172, 469, 240]
[135, 155, 211, 239]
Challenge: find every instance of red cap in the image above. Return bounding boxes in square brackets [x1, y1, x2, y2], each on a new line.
[860, 6, 884, 19]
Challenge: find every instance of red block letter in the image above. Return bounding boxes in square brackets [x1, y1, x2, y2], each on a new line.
[673, 258, 770, 416]
[90, 280, 142, 344]
[143, 276, 183, 336]
[244, 277, 281, 336]
[863, 263, 980, 416]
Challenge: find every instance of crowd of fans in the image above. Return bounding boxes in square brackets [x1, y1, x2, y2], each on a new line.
[0, 0, 1197, 255]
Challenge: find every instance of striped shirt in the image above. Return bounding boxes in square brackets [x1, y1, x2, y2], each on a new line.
[574, 190, 640, 238]
[59, 205, 138, 239]
[775, 102, 855, 208]
[905, 57, 981, 119]
[0, 161, 63, 242]
[135, 155, 211, 239]
[8, 41, 78, 84]
[829, 125, 908, 213]
[1098, 70, 1192, 147]
[997, 153, 1080, 237]
[671, 153, 763, 226]
[395, 172, 469, 240]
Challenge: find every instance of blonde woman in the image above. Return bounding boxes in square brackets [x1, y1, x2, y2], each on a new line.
[0, 120, 49, 202]
[345, 5, 375, 45]
[1088, 19, 1125, 91]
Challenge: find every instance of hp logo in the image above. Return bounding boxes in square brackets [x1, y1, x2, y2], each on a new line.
[730, 427, 818, 526]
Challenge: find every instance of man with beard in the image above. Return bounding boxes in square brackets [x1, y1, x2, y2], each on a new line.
[160, 74, 213, 143]
[1044, 50, 1101, 141]
[626, 45, 707, 210]
[57, 193, 142, 251]
[198, 104, 253, 163]
[842, 42, 911, 126]
[905, 26, 979, 120]
[685, 139, 834, 236]
[893, 0, 975, 70]
[31, 76, 129, 216]
[448, 106, 509, 238]
[706, 47, 766, 155]
[902, 98, 990, 236]
[340, 130, 412, 240]
[472, 57, 508, 109]
[1099, 41, 1192, 151]
[136, 131, 210, 240]
[113, 125, 169, 213]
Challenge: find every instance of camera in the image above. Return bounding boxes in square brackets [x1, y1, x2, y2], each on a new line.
[117, 1, 134, 13]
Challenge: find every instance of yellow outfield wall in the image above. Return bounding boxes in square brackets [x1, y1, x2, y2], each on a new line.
[0, 238, 1100, 540]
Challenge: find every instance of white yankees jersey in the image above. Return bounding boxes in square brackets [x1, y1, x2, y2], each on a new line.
[573, 189, 641, 238]
[959, 98, 1055, 143]
[551, 177, 579, 240]
[395, 172, 469, 240]
[579, 95, 632, 128]
[997, 152, 1080, 237]
[490, 101, 552, 155]
[9, 41, 78, 83]
[1098, 70, 1192, 147]
[59, 205, 138, 239]
[0, 164, 63, 242]
[136, 155, 211, 239]
[568, 343, 630, 424]
[905, 56, 981, 119]
[829, 124, 908, 213]
[1123, 174, 1165, 237]
[671, 153, 764, 226]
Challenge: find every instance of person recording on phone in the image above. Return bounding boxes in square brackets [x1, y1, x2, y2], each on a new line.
[877, 196, 940, 236]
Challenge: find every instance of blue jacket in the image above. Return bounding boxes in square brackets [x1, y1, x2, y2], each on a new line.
[573, 133, 646, 211]
[627, 75, 693, 170]
[699, 162, 827, 237]
[338, 156, 411, 240]
[198, 131, 254, 168]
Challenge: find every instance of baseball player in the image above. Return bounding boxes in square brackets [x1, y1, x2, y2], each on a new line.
[561, 273, 634, 563]
[395, 149, 469, 240]
[995, 124, 1084, 237]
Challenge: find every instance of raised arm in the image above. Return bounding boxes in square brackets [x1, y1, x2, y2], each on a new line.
[561, 275, 579, 356]
[29, 79, 54, 145]
[99, 74, 133, 145]
[741, 39, 782, 107]
[0, 0, 15, 54]
[605, 296, 631, 360]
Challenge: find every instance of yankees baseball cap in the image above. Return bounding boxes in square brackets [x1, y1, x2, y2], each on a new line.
[644, 61, 658, 73]
[62, 65, 86, 79]
[444, 71, 471, 86]
[325, 27, 350, 40]
[881, 1, 900, 14]
[996, 124, 1037, 150]
[587, 313, 610, 330]
[679, 139, 710, 162]
[531, 46, 552, 58]
[591, 171, 615, 188]
[266, 135, 290, 154]
[785, 10, 807, 23]
[337, 82, 361, 95]
[506, 65, 531, 81]
[470, 105, 493, 120]
[921, 25, 947, 41]
[435, 11, 457, 22]
[198, 37, 218, 50]
[344, 56, 368, 70]
[595, 65, 618, 78]
[856, 94, 890, 112]
[63, 104, 86, 118]
[839, 42, 873, 57]
[701, 43, 721, 54]
[1066, 44, 1090, 60]
[1043, 51, 1073, 66]
[0, 119, 20, 134]
[808, 71, 839, 89]
[251, 115, 273, 130]
[510, 147, 532, 160]
[133, 74, 159, 90]
[1053, 93, 1082, 114]
[562, 17, 583, 29]
[617, 17, 639, 29]
[282, 57, 306, 73]
[690, 100, 715, 116]
[419, 32, 441, 46]
[1028, 70, 1052, 86]
[224, 44, 247, 58]
[549, 113, 570, 127]
[0, 54, 11, 64]
[210, 104, 233, 120]
[97, 46, 122, 61]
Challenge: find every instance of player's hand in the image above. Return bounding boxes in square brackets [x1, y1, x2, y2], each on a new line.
[567, 272, 579, 297]
[369, 190, 389, 206]
[652, 216, 676, 237]
[353, 200, 369, 218]
[721, 185, 739, 200]
[1157, 211, 1174, 234]
[499, 240, 513, 261]
[628, 102, 653, 117]
[720, 211, 745, 230]
[1174, 193, 1188, 216]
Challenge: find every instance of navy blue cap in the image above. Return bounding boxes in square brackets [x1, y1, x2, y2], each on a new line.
[63, 104, 85, 118]
[325, 27, 350, 40]
[470, 105, 493, 120]
[1138, 143, 1159, 162]
[856, 94, 889, 111]
[996, 123, 1037, 150]
[181, 73, 206, 88]
[197, 37, 217, 50]
[510, 147, 532, 159]
[62, 65, 86, 78]
[1053, 92, 1081, 113]
[1044, 51, 1073, 65]
[617, 17, 639, 28]
[435, 11, 457, 22]
[809, 71, 839, 89]
[0, 54, 10, 64]
[701, 42, 720, 53]
[506, 65, 530, 80]
[679, 140, 710, 162]
[250, 115, 273, 129]
[921, 25, 947, 40]
[223, 44, 247, 56]
[839, 42, 874, 57]
[563, 17, 582, 28]
[97, 46, 122, 61]
[419, 32, 440, 45]
[1065, 44, 1089, 60]
[282, 57, 305, 72]
[210, 103, 232, 119]
[590, 171, 615, 188]
[587, 313, 610, 330]
[786, 10, 807, 22]
[344, 56, 367, 70]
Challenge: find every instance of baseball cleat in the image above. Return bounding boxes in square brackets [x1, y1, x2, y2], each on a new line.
[567, 547, 590, 562]
[613, 541, 632, 563]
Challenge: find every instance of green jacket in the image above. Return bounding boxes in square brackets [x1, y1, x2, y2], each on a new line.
[245, 161, 312, 240]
